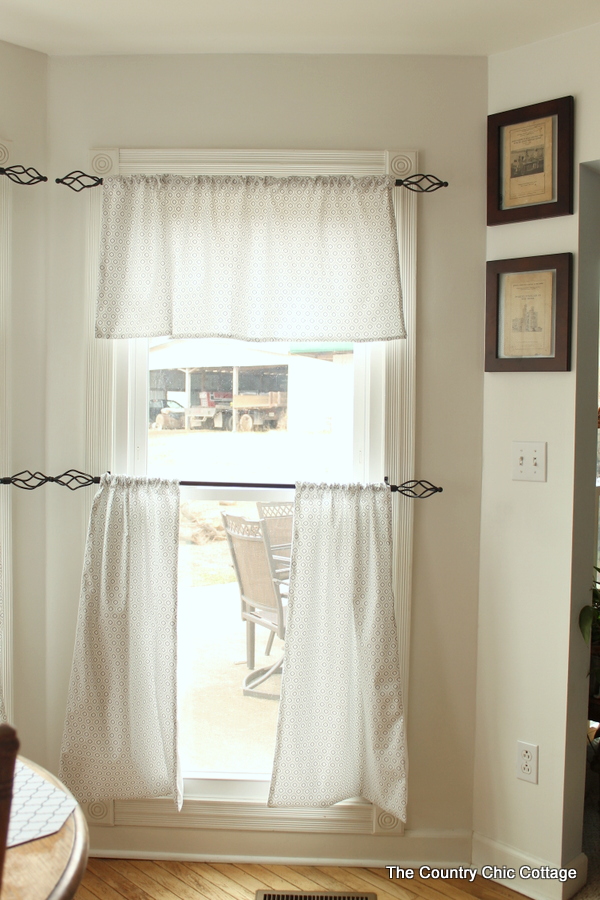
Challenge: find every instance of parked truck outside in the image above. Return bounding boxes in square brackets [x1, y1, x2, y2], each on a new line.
[154, 390, 287, 431]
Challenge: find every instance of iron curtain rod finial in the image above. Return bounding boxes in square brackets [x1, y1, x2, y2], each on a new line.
[0, 470, 102, 490]
[55, 171, 103, 191]
[0, 165, 47, 186]
[395, 174, 448, 193]
[384, 476, 443, 499]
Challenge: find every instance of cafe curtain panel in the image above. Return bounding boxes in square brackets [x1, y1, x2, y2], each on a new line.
[95, 174, 405, 342]
[59, 475, 182, 808]
[268, 482, 408, 821]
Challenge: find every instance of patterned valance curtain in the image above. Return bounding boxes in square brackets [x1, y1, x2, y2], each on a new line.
[268, 483, 407, 820]
[95, 175, 405, 342]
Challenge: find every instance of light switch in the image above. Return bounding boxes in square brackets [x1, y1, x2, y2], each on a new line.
[512, 441, 547, 482]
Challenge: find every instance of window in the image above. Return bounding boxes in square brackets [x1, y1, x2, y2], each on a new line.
[114, 336, 385, 784]
[86, 148, 416, 830]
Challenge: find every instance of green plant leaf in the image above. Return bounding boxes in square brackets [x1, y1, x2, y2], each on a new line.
[580, 605, 596, 643]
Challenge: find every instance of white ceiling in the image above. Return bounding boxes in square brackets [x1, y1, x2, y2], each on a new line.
[1, 0, 599, 57]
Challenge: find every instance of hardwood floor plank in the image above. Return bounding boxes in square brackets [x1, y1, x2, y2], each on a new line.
[185, 864, 255, 900]
[75, 886, 105, 900]
[426, 877, 526, 900]
[365, 866, 450, 900]
[86, 859, 159, 900]
[342, 866, 418, 900]
[100, 860, 190, 900]
[365, 873, 456, 900]
[234, 863, 304, 892]
[444, 880, 525, 900]
[156, 861, 247, 900]
[408, 875, 526, 900]
[315, 865, 416, 900]
[258, 864, 352, 893]
[80, 868, 136, 900]
[369, 867, 523, 900]
[286, 865, 354, 892]
[410, 879, 517, 900]
[209, 864, 269, 894]
[127, 860, 210, 900]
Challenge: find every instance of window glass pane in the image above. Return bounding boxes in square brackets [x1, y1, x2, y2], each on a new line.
[147, 337, 356, 483]
[178, 499, 283, 776]
[142, 337, 364, 779]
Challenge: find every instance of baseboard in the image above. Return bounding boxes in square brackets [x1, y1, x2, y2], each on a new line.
[472, 833, 588, 900]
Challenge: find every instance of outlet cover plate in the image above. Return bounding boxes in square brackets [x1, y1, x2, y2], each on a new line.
[512, 441, 547, 482]
[517, 741, 539, 783]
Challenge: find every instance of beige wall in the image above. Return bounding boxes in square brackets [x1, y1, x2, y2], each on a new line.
[3, 48, 487, 857]
[474, 22, 600, 897]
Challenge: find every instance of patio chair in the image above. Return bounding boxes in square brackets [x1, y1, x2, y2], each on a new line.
[256, 500, 293, 577]
[221, 512, 287, 700]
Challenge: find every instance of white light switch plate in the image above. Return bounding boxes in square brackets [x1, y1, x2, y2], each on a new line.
[512, 441, 547, 482]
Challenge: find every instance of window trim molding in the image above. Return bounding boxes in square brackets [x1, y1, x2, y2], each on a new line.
[85, 147, 417, 836]
[84, 793, 403, 835]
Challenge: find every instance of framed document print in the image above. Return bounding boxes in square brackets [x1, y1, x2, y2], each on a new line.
[487, 96, 574, 225]
[485, 253, 572, 372]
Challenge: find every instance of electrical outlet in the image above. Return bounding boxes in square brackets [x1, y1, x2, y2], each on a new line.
[517, 741, 539, 783]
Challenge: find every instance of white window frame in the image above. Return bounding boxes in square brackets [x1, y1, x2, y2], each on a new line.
[82, 148, 417, 837]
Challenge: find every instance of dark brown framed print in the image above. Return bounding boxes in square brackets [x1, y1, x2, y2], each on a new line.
[487, 96, 574, 226]
[485, 253, 572, 372]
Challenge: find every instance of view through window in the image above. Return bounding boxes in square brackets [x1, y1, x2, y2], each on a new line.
[144, 338, 368, 777]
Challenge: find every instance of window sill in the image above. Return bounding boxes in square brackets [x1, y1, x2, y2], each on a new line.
[83, 789, 404, 836]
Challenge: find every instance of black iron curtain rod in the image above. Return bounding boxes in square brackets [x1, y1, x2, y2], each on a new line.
[0, 167, 449, 194]
[0, 470, 443, 498]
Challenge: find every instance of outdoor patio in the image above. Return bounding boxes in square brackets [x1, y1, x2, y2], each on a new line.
[177, 539, 283, 777]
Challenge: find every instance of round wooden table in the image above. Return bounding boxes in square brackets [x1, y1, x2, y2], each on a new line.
[1, 758, 88, 900]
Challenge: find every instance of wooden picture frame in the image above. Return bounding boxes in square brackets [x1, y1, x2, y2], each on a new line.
[485, 253, 572, 372]
[487, 96, 574, 226]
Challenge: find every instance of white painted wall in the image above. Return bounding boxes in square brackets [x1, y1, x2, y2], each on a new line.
[474, 22, 600, 899]
[0, 40, 48, 761]
[3, 47, 487, 858]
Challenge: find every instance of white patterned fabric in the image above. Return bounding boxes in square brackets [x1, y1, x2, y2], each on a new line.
[268, 482, 407, 820]
[59, 475, 182, 808]
[95, 175, 405, 342]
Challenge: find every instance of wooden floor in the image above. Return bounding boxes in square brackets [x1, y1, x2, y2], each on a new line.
[75, 860, 528, 900]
